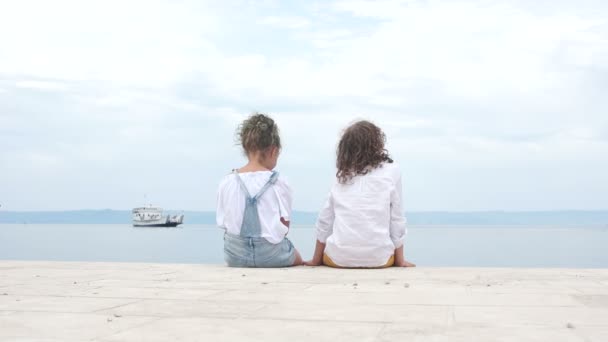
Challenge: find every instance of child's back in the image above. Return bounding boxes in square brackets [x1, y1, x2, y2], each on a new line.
[318, 162, 404, 267]
[306, 120, 415, 268]
[217, 170, 291, 244]
[216, 113, 302, 267]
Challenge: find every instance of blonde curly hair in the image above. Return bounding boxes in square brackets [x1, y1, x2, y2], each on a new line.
[236, 113, 281, 158]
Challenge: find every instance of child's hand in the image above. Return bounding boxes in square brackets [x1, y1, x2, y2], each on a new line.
[303, 259, 322, 266]
[394, 259, 416, 267]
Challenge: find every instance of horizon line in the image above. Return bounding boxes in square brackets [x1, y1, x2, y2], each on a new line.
[2, 209, 608, 213]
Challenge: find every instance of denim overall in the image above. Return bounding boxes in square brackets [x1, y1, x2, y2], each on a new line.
[223, 170, 296, 267]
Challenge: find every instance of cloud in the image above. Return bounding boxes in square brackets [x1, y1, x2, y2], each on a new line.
[0, 0, 222, 85]
[15, 80, 69, 92]
[259, 15, 311, 29]
[1, 0, 607, 211]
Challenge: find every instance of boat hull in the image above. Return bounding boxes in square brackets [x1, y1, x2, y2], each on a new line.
[133, 222, 181, 227]
[132, 207, 184, 227]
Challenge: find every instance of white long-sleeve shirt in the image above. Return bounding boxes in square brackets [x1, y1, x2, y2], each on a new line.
[316, 162, 407, 267]
[216, 171, 293, 244]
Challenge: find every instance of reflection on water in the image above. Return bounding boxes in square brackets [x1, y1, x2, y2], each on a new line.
[1, 224, 607, 267]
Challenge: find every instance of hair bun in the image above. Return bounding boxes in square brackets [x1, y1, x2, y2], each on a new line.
[257, 122, 268, 131]
[237, 112, 281, 155]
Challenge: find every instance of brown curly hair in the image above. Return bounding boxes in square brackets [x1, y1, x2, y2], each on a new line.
[336, 120, 393, 183]
[236, 113, 281, 159]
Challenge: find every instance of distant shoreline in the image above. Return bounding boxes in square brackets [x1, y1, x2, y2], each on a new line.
[1, 210, 607, 225]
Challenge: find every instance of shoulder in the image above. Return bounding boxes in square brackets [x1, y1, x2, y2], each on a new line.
[218, 172, 236, 187]
[274, 172, 293, 193]
[383, 161, 401, 172]
[379, 162, 402, 181]
[217, 171, 241, 194]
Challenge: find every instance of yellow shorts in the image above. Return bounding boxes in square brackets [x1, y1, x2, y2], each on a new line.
[323, 254, 394, 269]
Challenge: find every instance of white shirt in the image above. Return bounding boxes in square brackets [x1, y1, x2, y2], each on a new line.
[216, 171, 293, 244]
[316, 162, 407, 267]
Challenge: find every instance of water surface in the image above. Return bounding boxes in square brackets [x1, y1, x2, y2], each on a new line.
[1, 224, 607, 267]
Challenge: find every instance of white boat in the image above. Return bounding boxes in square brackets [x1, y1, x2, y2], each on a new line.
[132, 205, 184, 227]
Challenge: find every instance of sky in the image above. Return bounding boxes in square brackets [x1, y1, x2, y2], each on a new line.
[0, 0, 607, 212]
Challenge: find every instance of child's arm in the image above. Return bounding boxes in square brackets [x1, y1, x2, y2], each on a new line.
[304, 240, 326, 266]
[280, 217, 291, 236]
[390, 173, 415, 267]
[275, 177, 292, 231]
[389, 174, 407, 248]
[304, 192, 334, 266]
[393, 245, 416, 267]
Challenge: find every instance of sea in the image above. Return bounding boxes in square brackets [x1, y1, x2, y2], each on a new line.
[1, 224, 608, 267]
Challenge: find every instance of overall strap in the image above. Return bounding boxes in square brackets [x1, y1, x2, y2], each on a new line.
[253, 171, 279, 201]
[233, 170, 279, 202]
[233, 169, 252, 199]
[233, 170, 280, 238]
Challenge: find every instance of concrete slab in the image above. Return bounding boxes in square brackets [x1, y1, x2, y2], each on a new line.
[0, 311, 158, 341]
[0, 261, 607, 341]
[98, 317, 385, 342]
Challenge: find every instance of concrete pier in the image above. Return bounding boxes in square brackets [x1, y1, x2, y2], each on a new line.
[1, 261, 607, 341]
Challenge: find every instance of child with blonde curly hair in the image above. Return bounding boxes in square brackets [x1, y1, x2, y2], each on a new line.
[217, 113, 303, 267]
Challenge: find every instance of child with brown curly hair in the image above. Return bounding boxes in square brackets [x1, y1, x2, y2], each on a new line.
[305, 120, 415, 268]
[217, 113, 303, 267]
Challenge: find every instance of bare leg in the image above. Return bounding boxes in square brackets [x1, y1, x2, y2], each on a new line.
[292, 249, 303, 266]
